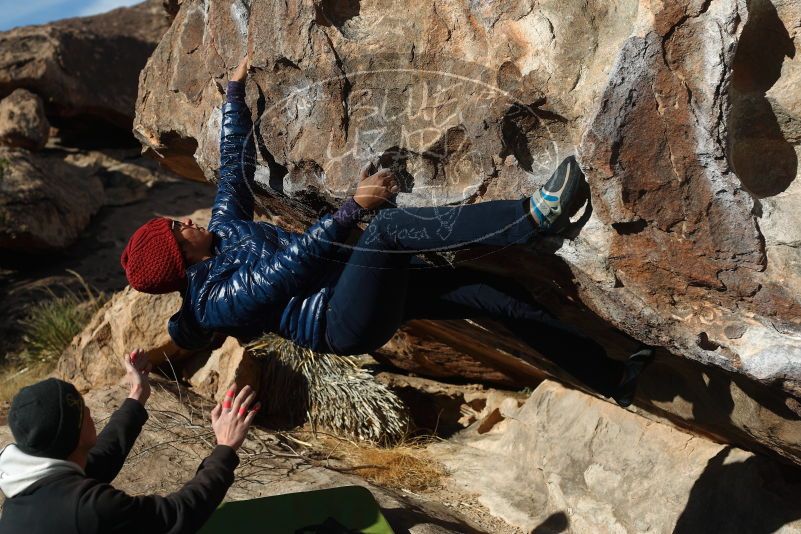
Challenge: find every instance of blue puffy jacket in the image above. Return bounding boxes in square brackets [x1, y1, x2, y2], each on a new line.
[168, 100, 353, 352]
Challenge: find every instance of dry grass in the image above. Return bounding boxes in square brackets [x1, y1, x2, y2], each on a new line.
[0, 272, 102, 409]
[85, 363, 442, 499]
[0, 363, 52, 406]
[122, 374, 308, 488]
[18, 271, 104, 364]
[319, 435, 445, 492]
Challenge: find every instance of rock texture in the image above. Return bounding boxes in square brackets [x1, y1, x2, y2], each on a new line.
[373, 321, 540, 388]
[0, 147, 104, 250]
[0, 0, 170, 141]
[55, 329, 801, 532]
[0, 89, 49, 150]
[57, 287, 183, 391]
[377, 372, 527, 437]
[185, 336, 262, 399]
[432, 379, 801, 533]
[134, 0, 801, 463]
[0, 1, 178, 256]
[576, 0, 801, 396]
[0, 0, 176, 254]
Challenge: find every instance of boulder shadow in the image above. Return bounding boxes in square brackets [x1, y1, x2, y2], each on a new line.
[727, 0, 797, 198]
[380, 504, 486, 534]
[258, 355, 312, 430]
[532, 511, 569, 534]
[456, 237, 801, 466]
[637, 348, 801, 462]
[314, 0, 360, 29]
[500, 102, 568, 175]
[673, 446, 801, 533]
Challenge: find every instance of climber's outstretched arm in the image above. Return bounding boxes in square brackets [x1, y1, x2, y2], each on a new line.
[210, 56, 256, 227]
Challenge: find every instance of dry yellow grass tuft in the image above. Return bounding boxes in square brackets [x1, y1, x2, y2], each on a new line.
[322, 436, 445, 492]
[0, 363, 51, 407]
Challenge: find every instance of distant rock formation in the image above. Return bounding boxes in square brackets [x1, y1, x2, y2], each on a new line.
[0, 1, 173, 252]
[0, 0, 170, 144]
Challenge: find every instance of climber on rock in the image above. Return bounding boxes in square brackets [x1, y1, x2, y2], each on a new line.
[121, 55, 653, 407]
[0, 349, 259, 533]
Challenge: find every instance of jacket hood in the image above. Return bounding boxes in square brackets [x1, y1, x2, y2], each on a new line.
[0, 444, 84, 498]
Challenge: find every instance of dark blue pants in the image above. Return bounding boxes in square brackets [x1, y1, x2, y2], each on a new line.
[324, 199, 623, 396]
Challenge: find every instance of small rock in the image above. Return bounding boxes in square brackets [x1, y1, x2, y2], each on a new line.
[186, 336, 262, 400]
[476, 408, 504, 434]
[0, 89, 50, 151]
[724, 323, 748, 340]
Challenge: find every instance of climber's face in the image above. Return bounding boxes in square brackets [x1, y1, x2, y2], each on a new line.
[171, 218, 214, 265]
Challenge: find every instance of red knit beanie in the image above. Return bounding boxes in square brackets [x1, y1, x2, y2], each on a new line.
[121, 217, 186, 294]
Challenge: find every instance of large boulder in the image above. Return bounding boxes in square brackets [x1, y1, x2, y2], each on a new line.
[58, 285, 258, 395]
[0, 147, 104, 250]
[432, 379, 801, 533]
[133, 0, 801, 463]
[184, 335, 262, 400]
[55, 290, 801, 531]
[0, 0, 170, 140]
[0, 89, 49, 150]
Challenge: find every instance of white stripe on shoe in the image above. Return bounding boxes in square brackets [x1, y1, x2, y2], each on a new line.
[531, 160, 572, 226]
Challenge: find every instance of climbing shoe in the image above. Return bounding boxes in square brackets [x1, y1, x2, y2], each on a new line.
[529, 155, 584, 234]
[613, 347, 655, 408]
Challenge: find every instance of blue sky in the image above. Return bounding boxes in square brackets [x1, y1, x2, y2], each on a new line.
[0, 0, 142, 32]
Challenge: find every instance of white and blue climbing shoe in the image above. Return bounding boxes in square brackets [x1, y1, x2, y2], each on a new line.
[529, 155, 584, 234]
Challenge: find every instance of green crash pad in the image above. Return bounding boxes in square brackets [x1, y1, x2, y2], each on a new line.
[199, 485, 394, 534]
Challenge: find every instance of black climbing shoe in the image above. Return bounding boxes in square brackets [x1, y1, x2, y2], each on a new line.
[613, 347, 655, 408]
[529, 155, 584, 234]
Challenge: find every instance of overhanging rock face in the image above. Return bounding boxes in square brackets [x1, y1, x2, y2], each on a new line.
[134, 0, 801, 463]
